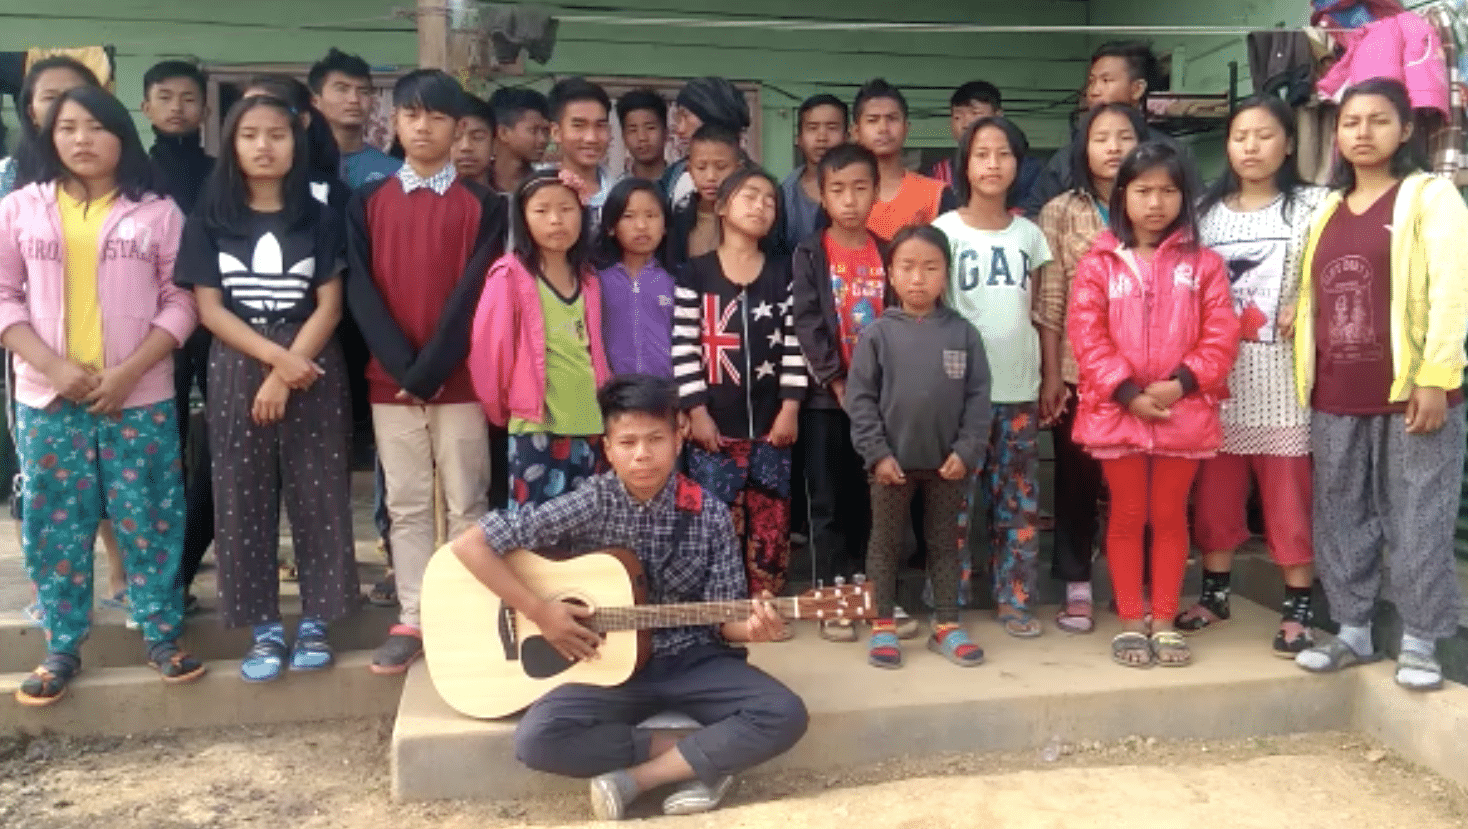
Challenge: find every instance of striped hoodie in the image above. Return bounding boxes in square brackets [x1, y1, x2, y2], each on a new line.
[671, 251, 806, 438]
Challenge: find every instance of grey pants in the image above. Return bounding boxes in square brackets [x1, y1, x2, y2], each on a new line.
[515, 645, 807, 785]
[1311, 404, 1466, 640]
[209, 327, 359, 628]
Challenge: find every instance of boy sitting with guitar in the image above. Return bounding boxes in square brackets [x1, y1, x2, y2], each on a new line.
[448, 374, 808, 820]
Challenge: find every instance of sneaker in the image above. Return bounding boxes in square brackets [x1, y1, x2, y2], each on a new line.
[241, 638, 288, 683]
[893, 606, 920, 640]
[148, 641, 207, 684]
[14, 653, 81, 707]
[370, 624, 423, 675]
[290, 620, 334, 672]
[589, 771, 633, 821]
[663, 776, 734, 816]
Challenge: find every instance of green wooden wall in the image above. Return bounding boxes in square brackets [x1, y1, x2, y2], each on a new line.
[0, 0, 1097, 178]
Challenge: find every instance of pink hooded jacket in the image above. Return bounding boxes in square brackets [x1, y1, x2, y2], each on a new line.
[1317, 12, 1450, 116]
[0, 183, 196, 410]
[1066, 230, 1239, 458]
[469, 252, 611, 428]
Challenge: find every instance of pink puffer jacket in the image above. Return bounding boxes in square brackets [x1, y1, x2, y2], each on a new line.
[1066, 229, 1239, 458]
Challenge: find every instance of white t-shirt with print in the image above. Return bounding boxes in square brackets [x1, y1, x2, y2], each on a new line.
[932, 211, 1053, 403]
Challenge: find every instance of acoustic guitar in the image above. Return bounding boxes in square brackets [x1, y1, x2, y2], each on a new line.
[420, 546, 875, 719]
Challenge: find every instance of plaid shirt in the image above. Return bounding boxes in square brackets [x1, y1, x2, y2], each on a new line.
[1035, 190, 1108, 385]
[396, 161, 457, 195]
[478, 471, 747, 658]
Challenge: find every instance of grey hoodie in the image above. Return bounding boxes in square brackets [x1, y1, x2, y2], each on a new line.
[845, 305, 992, 472]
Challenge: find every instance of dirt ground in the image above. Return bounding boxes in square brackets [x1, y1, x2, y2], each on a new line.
[1, 720, 1465, 829]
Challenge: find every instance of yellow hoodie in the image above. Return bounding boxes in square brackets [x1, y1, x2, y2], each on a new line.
[1294, 172, 1468, 407]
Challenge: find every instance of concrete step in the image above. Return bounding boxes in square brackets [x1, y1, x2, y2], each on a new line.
[0, 649, 403, 736]
[390, 597, 1363, 802]
[1, 585, 398, 673]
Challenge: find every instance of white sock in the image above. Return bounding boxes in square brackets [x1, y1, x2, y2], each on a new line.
[1396, 632, 1441, 689]
[1335, 623, 1372, 656]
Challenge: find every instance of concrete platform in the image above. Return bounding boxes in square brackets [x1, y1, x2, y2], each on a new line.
[0, 649, 403, 736]
[391, 597, 1363, 802]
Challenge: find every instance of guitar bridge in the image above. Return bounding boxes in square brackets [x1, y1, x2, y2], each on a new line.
[498, 601, 519, 661]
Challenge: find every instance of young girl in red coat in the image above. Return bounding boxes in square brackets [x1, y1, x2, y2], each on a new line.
[1067, 141, 1239, 669]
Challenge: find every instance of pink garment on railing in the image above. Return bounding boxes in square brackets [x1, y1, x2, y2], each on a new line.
[1317, 12, 1450, 116]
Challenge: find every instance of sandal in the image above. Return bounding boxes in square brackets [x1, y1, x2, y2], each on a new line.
[928, 624, 984, 667]
[1395, 650, 1444, 692]
[1295, 639, 1381, 674]
[1110, 631, 1153, 668]
[867, 627, 902, 669]
[15, 653, 81, 707]
[1150, 630, 1193, 667]
[818, 619, 858, 643]
[371, 625, 424, 675]
[1056, 603, 1094, 634]
[368, 572, 398, 607]
[1273, 591, 1314, 658]
[1174, 594, 1230, 635]
[997, 606, 1043, 639]
[148, 641, 207, 684]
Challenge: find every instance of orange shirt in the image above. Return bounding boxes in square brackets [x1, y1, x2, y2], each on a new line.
[866, 172, 946, 243]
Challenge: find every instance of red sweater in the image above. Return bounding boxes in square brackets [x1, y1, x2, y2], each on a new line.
[346, 175, 506, 404]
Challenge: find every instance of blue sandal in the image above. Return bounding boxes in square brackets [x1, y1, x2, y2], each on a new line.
[241, 638, 288, 683]
[867, 628, 903, 669]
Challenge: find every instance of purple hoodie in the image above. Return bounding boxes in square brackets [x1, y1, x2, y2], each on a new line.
[598, 259, 675, 378]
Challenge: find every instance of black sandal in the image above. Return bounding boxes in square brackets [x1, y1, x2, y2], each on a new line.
[1175, 593, 1230, 634]
[1273, 591, 1315, 658]
[368, 571, 398, 607]
[148, 641, 208, 684]
[15, 653, 81, 707]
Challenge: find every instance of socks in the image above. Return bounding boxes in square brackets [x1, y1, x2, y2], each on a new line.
[1396, 633, 1442, 689]
[1336, 623, 1372, 656]
[253, 621, 286, 646]
[1281, 586, 1312, 625]
[1199, 569, 1232, 608]
[1066, 581, 1092, 605]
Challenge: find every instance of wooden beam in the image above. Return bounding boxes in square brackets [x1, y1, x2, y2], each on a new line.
[417, 0, 447, 69]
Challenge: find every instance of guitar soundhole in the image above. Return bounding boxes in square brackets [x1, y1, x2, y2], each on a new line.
[521, 597, 596, 679]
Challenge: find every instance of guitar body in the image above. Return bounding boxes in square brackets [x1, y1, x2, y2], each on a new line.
[421, 546, 652, 720]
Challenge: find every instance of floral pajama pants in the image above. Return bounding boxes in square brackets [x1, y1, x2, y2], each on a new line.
[687, 439, 792, 595]
[18, 400, 185, 654]
[507, 433, 605, 512]
[957, 402, 1040, 610]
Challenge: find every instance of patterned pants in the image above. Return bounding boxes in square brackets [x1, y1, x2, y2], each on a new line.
[688, 440, 791, 595]
[868, 471, 967, 622]
[959, 402, 1040, 610]
[507, 433, 605, 512]
[18, 400, 185, 654]
[1311, 406, 1466, 640]
[208, 331, 359, 628]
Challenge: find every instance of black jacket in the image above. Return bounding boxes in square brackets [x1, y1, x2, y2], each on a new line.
[790, 231, 889, 410]
[149, 129, 214, 216]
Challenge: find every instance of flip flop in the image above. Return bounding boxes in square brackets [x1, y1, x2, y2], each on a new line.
[1055, 598, 1095, 634]
[1110, 631, 1153, 669]
[997, 607, 1043, 639]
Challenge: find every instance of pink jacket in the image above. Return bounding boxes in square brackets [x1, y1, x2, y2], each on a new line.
[0, 183, 196, 410]
[1317, 12, 1450, 116]
[469, 252, 612, 427]
[1066, 230, 1239, 458]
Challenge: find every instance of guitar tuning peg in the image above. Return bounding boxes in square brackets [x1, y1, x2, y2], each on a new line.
[853, 574, 867, 585]
[815, 579, 824, 589]
[834, 576, 846, 586]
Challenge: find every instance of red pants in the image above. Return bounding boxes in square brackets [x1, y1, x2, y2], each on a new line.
[1100, 455, 1200, 623]
[1191, 453, 1313, 567]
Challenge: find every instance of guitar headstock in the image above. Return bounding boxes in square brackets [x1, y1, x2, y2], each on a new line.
[790, 576, 876, 621]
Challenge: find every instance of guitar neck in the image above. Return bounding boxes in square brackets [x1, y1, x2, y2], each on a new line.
[591, 597, 803, 632]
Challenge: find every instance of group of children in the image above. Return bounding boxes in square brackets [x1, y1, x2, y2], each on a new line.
[2, 40, 1465, 795]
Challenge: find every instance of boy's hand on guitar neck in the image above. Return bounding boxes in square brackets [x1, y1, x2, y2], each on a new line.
[528, 598, 602, 662]
[727, 591, 786, 643]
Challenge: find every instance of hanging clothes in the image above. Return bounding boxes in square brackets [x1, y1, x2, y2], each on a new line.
[1426, 5, 1466, 176]
[1317, 12, 1451, 117]
[1248, 30, 1316, 105]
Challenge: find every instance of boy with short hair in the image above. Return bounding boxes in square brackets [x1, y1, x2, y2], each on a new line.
[548, 76, 619, 218]
[930, 81, 1042, 206]
[309, 47, 401, 188]
[347, 70, 508, 675]
[780, 94, 847, 252]
[488, 86, 551, 193]
[453, 94, 496, 188]
[665, 124, 743, 271]
[616, 88, 668, 181]
[142, 59, 215, 605]
[452, 374, 807, 820]
[791, 142, 886, 642]
[1019, 41, 1198, 217]
[851, 78, 959, 243]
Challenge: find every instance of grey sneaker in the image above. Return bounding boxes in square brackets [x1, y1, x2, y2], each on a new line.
[590, 772, 632, 821]
[662, 775, 734, 816]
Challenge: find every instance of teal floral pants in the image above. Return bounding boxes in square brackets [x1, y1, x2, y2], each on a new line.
[18, 400, 185, 655]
